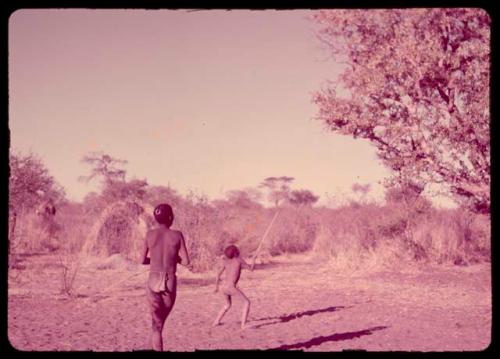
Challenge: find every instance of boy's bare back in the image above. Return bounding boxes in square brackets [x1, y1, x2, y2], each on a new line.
[146, 227, 185, 275]
[222, 257, 249, 286]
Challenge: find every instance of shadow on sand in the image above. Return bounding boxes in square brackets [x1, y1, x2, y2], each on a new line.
[252, 305, 347, 329]
[269, 326, 388, 350]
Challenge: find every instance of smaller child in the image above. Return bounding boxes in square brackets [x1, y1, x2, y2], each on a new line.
[213, 245, 253, 329]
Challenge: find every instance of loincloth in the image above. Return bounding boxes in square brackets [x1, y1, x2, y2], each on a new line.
[147, 271, 177, 330]
[148, 271, 172, 293]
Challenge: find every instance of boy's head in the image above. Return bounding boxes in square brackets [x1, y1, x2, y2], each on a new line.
[224, 245, 240, 259]
[154, 203, 174, 227]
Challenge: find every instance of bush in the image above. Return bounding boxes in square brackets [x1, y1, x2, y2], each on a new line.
[14, 169, 489, 274]
[311, 200, 490, 271]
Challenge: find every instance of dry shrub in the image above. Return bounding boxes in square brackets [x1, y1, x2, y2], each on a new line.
[56, 203, 93, 254]
[311, 201, 490, 272]
[57, 253, 81, 296]
[468, 213, 491, 258]
[433, 209, 489, 265]
[55, 233, 84, 297]
[9, 210, 62, 257]
[62, 184, 490, 274]
[312, 205, 382, 257]
[267, 207, 318, 256]
[81, 201, 153, 260]
[161, 199, 320, 271]
[391, 207, 491, 266]
[173, 197, 227, 272]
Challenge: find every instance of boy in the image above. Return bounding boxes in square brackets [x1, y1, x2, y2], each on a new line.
[140, 203, 190, 351]
[213, 245, 253, 329]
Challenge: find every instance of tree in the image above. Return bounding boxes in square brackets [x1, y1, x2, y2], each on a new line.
[312, 9, 490, 213]
[8, 151, 65, 252]
[9, 151, 65, 215]
[80, 152, 148, 203]
[288, 189, 319, 207]
[259, 176, 295, 207]
[79, 152, 127, 186]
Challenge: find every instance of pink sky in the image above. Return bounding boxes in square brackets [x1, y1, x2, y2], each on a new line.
[8, 9, 456, 207]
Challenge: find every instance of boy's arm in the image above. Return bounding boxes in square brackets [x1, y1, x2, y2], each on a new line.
[214, 261, 225, 292]
[140, 234, 150, 265]
[178, 233, 190, 267]
[239, 257, 253, 271]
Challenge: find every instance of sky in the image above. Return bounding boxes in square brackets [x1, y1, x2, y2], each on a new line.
[8, 9, 456, 207]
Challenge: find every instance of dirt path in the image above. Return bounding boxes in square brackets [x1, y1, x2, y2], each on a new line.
[8, 254, 491, 351]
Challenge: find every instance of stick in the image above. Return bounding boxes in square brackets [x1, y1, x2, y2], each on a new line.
[251, 209, 280, 270]
[91, 269, 149, 297]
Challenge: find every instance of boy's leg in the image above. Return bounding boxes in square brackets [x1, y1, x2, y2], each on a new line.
[149, 297, 167, 351]
[154, 282, 176, 351]
[234, 288, 250, 328]
[148, 284, 176, 352]
[152, 327, 163, 351]
[213, 295, 231, 326]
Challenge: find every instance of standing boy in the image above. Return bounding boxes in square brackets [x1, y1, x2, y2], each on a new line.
[213, 245, 253, 329]
[140, 203, 190, 351]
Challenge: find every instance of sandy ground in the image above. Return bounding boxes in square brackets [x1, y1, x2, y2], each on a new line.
[8, 253, 491, 351]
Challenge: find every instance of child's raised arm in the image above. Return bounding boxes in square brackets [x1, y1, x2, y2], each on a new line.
[239, 257, 253, 271]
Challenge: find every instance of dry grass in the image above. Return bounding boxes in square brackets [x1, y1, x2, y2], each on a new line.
[57, 253, 81, 297]
[8, 187, 490, 275]
[310, 203, 490, 273]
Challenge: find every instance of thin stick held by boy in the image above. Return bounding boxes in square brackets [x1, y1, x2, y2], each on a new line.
[213, 245, 253, 329]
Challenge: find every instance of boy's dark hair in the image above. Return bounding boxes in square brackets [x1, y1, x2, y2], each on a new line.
[154, 203, 174, 226]
[224, 245, 240, 259]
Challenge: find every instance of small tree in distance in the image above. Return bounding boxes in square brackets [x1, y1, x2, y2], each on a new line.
[79, 152, 127, 186]
[79, 151, 148, 203]
[259, 176, 295, 207]
[288, 189, 320, 207]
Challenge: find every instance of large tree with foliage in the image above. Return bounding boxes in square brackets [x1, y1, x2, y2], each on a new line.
[9, 151, 65, 251]
[9, 151, 65, 214]
[312, 9, 490, 213]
